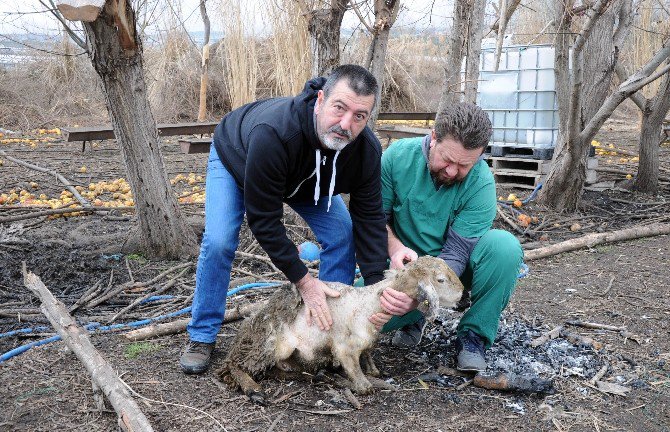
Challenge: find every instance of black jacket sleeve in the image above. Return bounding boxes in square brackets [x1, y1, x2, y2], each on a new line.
[348, 149, 388, 285]
[244, 125, 308, 283]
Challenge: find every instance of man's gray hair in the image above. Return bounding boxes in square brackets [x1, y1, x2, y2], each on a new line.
[434, 103, 493, 150]
[322, 64, 378, 109]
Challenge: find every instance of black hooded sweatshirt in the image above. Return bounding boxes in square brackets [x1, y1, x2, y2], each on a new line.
[212, 77, 387, 285]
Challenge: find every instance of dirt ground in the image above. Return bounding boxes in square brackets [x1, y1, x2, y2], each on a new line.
[1, 119, 670, 431]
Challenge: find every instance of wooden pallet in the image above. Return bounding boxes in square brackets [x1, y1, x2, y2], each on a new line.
[487, 156, 597, 189]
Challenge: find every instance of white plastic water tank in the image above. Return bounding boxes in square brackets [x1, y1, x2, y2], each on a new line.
[477, 44, 558, 148]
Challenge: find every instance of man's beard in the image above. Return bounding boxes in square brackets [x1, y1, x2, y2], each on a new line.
[319, 124, 353, 151]
[430, 171, 457, 186]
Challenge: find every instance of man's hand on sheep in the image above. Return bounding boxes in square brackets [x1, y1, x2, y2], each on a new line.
[295, 273, 341, 331]
[389, 246, 418, 270]
[368, 288, 419, 330]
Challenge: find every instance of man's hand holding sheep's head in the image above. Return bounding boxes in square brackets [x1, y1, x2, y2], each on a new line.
[368, 254, 419, 330]
[295, 273, 341, 331]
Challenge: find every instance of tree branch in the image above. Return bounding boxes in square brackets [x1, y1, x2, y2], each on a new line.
[349, 0, 374, 33]
[42, 0, 88, 50]
[615, 62, 647, 111]
[580, 39, 670, 142]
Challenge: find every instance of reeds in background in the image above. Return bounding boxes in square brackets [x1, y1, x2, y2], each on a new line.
[262, 0, 311, 97]
[628, 0, 670, 98]
[220, 0, 258, 109]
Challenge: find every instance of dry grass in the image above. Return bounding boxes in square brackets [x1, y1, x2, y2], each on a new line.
[261, 0, 311, 97]
[342, 31, 442, 111]
[627, 0, 670, 98]
[0, 48, 106, 130]
[219, 0, 259, 109]
[1, 7, 452, 131]
[509, 0, 555, 45]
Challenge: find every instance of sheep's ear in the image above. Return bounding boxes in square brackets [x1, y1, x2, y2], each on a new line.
[383, 268, 398, 279]
[416, 281, 440, 320]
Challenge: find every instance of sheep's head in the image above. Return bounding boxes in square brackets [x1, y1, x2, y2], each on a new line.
[389, 256, 464, 320]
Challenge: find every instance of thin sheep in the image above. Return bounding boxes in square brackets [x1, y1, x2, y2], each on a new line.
[217, 256, 464, 400]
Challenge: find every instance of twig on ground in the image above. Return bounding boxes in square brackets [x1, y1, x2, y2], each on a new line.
[530, 326, 563, 348]
[496, 206, 525, 235]
[0, 206, 135, 223]
[566, 320, 625, 332]
[108, 267, 190, 323]
[589, 364, 609, 385]
[0, 150, 91, 207]
[123, 301, 265, 341]
[119, 378, 226, 431]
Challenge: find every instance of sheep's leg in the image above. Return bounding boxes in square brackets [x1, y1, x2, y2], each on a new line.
[360, 350, 380, 377]
[227, 366, 266, 405]
[333, 348, 373, 395]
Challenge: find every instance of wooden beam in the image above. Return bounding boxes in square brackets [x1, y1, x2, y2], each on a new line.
[62, 122, 219, 142]
[62, 113, 438, 143]
[56, 0, 105, 22]
[178, 139, 212, 154]
[375, 125, 431, 140]
[377, 112, 436, 121]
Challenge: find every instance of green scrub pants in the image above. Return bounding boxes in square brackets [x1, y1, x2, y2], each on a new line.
[356, 229, 523, 348]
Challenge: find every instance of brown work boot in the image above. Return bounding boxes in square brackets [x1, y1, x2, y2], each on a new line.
[180, 341, 215, 374]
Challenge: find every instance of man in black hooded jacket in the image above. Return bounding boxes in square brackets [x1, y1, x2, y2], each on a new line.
[180, 65, 388, 374]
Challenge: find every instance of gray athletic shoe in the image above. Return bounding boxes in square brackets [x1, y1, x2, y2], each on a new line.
[455, 330, 486, 372]
[392, 317, 426, 348]
[180, 341, 215, 374]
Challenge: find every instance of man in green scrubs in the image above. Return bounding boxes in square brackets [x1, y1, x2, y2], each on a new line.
[369, 102, 523, 371]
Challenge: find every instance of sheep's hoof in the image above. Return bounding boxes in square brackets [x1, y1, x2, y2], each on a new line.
[248, 391, 267, 406]
[351, 381, 374, 395]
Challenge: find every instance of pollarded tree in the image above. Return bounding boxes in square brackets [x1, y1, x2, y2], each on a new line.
[295, 0, 350, 77]
[56, 0, 198, 258]
[539, 0, 670, 210]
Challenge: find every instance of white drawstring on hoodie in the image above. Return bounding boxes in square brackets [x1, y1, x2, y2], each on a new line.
[313, 149, 340, 212]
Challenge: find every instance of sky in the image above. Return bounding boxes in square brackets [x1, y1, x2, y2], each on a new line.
[0, 0, 455, 37]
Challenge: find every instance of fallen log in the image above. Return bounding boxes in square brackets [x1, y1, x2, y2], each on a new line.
[525, 222, 670, 261]
[23, 263, 154, 432]
[123, 301, 264, 341]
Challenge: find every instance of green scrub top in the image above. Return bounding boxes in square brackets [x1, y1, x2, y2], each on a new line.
[381, 137, 497, 256]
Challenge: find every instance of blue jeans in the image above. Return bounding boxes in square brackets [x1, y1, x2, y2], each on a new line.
[187, 146, 356, 343]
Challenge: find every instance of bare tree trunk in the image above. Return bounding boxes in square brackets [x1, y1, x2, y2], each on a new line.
[552, 0, 572, 139]
[438, 0, 469, 110]
[306, 0, 348, 77]
[493, 0, 508, 72]
[540, 0, 623, 211]
[635, 70, 670, 193]
[463, 0, 486, 103]
[197, 0, 211, 121]
[82, 1, 197, 258]
[437, 0, 486, 110]
[488, 0, 521, 36]
[367, 0, 400, 126]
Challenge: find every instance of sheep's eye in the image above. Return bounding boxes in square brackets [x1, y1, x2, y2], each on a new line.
[437, 278, 445, 283]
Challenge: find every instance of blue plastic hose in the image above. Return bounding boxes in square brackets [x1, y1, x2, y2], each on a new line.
[0, 281, 280, 363]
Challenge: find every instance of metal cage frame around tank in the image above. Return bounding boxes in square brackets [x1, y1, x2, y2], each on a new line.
[476, 43, 559, 150]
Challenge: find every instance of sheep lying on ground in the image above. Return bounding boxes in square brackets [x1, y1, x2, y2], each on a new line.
[217, 256, 463, 400]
